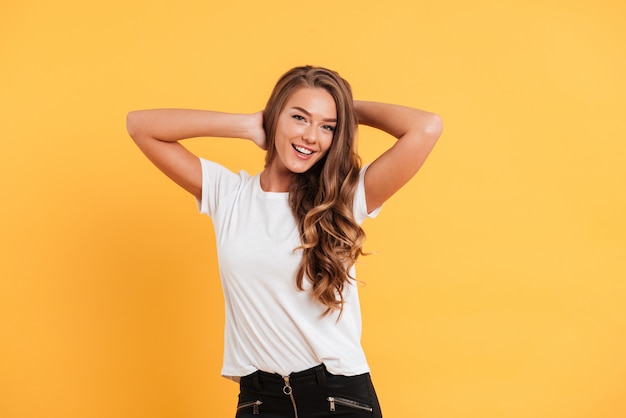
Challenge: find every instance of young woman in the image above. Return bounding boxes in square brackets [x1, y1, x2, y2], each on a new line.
[127, 65, 442, 417]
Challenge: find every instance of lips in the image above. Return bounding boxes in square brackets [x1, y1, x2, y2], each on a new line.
[292, 144, 314, 158]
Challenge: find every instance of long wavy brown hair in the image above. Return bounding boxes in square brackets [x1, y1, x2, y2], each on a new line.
[263, 65, 366, 315]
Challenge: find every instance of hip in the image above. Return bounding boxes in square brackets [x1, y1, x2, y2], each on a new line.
[235, 364, 383, 418]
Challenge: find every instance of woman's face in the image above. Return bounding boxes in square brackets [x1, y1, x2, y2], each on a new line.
[269, 87, 337, 175]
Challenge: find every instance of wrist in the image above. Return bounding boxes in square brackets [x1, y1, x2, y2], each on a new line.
[353, 100, 374, 126]
[244, 111, 266, 149]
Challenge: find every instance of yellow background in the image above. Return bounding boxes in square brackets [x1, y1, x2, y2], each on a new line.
[1, 0, 625, 417]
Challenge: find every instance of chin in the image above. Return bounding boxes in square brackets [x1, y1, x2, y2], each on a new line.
[291, 160, 323, 174]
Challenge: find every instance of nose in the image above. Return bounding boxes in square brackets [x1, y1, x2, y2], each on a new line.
[302, 124, 317, 143]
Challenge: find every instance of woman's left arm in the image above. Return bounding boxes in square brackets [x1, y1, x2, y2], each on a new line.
[355, 100, 443, 213]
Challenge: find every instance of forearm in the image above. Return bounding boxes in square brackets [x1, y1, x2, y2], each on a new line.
[126, 109, 258, 143]
[354, 100, 442, 140]
[354, 100, 442, 211]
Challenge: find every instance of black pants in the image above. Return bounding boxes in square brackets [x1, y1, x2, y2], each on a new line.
[235, 364, 383, 418]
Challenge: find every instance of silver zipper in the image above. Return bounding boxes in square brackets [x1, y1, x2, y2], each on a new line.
[237, 400, 262, 415]
[283, 376, 299, 418]
[327, 396, 373, 412]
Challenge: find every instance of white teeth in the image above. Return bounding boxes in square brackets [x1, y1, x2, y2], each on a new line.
[293, 145, 313, 155]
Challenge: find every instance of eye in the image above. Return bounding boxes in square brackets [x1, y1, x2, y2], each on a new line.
[322, 125, 336, 132]
[292, 114, 305, 122]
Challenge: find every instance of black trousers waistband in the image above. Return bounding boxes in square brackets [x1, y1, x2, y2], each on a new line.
[242, 364, 328, 392]
[236, 364, 382, 417]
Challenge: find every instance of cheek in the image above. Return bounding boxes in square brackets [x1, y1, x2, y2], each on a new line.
[321, 136, 334, 153]
[276, 124, 299, 142]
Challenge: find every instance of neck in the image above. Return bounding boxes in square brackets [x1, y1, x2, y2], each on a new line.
[260, 167, 293, 192]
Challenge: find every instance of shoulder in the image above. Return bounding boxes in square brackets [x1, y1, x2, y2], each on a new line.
[199, 158, 252, 184]
[197, 158, 255, 216]
[353, 164, 382, 224]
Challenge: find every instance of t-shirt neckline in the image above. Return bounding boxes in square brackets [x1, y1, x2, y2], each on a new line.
[255, 173, 289, 199]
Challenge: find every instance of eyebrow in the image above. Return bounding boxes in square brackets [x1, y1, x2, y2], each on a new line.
[291, 106, 337, 123]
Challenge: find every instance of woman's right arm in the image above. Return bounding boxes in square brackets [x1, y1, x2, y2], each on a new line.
[126, 109, 265, 199]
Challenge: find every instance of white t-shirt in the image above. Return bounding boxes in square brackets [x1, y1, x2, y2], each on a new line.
[197, 158, 380, 380]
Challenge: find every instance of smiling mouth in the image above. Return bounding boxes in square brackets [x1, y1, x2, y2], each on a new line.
[293, 144, 313, 155]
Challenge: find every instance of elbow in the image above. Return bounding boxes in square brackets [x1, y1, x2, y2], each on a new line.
[424, 113, 443, 142]
[126, 110, 142, 140]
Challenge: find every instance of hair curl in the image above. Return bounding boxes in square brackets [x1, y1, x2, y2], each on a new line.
[263, 65, 366, 315]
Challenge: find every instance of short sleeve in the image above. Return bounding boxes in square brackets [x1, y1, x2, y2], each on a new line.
[196, 158, 241, 217]
[353, 164, 382, 224]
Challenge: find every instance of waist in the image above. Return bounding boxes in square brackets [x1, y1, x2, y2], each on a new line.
[240, 363, 372, 390]
[245, 364, 327, 384]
